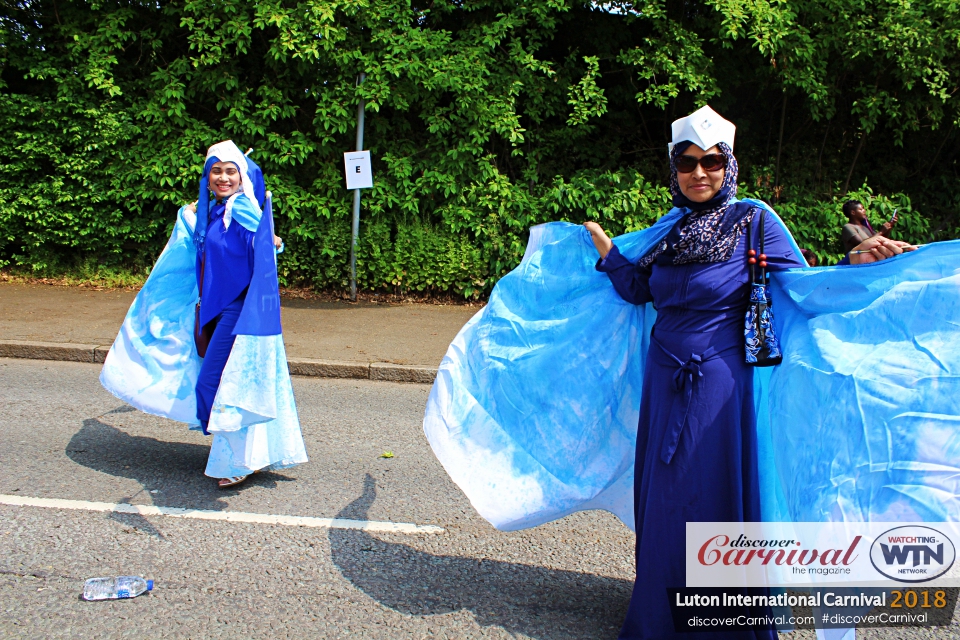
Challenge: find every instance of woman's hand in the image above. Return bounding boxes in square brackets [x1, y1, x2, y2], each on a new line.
[584, 221, 613, 259]
[273, 235, 283, 250]
[849, 236, 917, 265]
[185, 201, 197, 214]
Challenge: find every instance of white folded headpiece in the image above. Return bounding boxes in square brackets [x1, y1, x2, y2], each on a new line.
[668, 105, 736, 154]
[205, 139, 261, 226]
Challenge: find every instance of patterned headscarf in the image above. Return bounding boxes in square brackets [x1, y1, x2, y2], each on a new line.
[639, 141, 751, 267]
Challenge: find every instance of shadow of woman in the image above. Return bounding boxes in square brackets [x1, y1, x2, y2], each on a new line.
[329, 474, 632, 639]
[66, 408, 290, 536]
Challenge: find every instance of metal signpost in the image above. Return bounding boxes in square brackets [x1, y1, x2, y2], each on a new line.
[345, 72, 371, 302]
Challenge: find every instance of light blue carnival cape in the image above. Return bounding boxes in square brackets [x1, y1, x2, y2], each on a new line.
[100, 194, 307, 478]
[424, 198, 960, 532]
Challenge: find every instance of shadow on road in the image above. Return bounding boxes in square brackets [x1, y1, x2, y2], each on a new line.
[329, 474, 631, 639]
[66, 410, 290, 535]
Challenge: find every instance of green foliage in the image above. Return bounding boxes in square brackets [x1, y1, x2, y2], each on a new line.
[0, 0, 956, 296]
[710, 0, 960, 139]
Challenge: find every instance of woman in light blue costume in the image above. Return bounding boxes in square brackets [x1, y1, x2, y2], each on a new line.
[101, 140, 307, 488]
[423, 106, 960, 640]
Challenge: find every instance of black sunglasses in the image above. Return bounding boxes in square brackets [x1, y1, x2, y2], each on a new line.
[675, 153, 727, 174]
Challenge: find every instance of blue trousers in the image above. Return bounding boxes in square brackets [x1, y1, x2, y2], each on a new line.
[195, 295, 244, 434]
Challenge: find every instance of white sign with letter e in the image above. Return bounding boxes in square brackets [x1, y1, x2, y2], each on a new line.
[344, 151, 373, 190]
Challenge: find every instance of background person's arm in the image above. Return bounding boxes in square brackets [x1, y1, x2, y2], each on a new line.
[878, 217, 897, 237]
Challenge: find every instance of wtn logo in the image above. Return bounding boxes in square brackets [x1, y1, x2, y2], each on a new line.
[880, 543, 944, 567]
[870, 526, 956, 583]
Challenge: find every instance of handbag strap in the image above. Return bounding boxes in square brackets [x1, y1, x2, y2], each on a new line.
[747, 208, 767, 285]
[746, 208, 767, 286]
[758, 209, 766, 285]
[198, 250, 206, 300]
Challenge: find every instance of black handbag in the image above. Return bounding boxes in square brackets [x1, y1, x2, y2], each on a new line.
[744, 210, 783, 367]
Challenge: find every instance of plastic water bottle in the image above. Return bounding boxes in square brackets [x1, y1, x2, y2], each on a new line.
[83, 576, 153, 600]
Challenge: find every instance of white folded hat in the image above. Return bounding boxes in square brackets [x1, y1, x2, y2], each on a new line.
[205, 140, 261, 215]
[668, 105, 736, 154]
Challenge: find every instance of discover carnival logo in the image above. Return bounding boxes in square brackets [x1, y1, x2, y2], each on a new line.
[869, 526, 956, 583]
[697, 534, 862, 571]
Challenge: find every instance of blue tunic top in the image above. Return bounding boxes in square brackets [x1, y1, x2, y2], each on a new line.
[197, 201, 256, 329]
[598, 208, 804, 639]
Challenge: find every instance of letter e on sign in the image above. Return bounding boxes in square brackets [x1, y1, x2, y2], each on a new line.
[344, 151, 374, 190]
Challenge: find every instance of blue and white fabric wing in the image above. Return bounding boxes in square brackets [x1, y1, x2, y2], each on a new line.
[765, 240, 960, 523]
[206, 197, 307, 477]
[100, 198, 307, 477]
[100, 207, 202, 424]
[427, 203, 960, 534]
[424, 213, 683, 531]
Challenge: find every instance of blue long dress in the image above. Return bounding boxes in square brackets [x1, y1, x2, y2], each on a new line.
[597, 208, 805, 639]
[100, 191, 308, 479]
[195, 200, 255, 434]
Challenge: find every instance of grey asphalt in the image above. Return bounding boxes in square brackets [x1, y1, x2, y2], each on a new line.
[2, 359, 957, 638]
[0, 358, 636, 638]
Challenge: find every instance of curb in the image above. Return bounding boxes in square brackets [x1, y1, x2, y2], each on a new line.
[0, 340, 437, 384]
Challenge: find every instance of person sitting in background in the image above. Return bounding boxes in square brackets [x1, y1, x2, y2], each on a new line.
[841, 199, 896, 253]
[800, 248, 818, 267]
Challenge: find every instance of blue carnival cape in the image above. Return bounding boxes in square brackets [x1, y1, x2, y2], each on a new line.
[424, 198, 960, 531]
[100, 194, 307, 477]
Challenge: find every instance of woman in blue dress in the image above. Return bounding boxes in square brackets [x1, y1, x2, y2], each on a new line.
[582, 108, 909, 639]
[422, 105, 923, 639]
[101, 140, 308, 489]
[186, 141, 285, 487]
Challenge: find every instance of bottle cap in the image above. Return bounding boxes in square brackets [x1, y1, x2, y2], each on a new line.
[146, 580, 154, 591]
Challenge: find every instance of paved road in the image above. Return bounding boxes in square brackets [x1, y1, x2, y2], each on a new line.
[0, 358, 955, 638]
[0, 358, 636, 638]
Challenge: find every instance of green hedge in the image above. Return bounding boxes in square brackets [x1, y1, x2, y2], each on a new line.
[0, 0, 952, 295]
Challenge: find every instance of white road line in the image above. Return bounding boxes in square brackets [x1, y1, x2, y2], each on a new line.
[0, 495, 445, 535]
